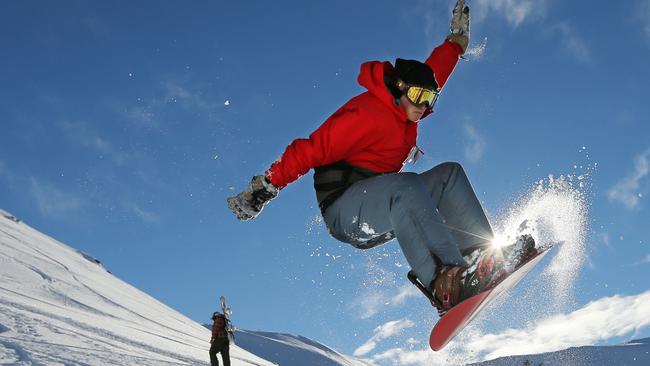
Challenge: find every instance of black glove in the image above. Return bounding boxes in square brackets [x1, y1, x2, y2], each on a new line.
[227, 175, 279, 221]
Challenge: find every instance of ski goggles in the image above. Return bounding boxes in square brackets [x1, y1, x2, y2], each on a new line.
[397, 81, 440, 108]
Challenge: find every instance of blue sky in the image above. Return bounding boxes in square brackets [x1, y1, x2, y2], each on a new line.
[1, 0, 650, 364]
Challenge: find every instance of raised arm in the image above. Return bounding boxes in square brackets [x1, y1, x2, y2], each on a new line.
[424, 0, 470, 90]
[424, 40, 463, 91]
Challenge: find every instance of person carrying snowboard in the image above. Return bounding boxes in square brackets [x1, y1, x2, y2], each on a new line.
[209, 312, 231, 366]
[227, 0, 536, 316]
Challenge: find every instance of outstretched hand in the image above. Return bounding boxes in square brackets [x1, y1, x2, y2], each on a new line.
[227, 175, 279, 221]
[448, 0, 470, 54]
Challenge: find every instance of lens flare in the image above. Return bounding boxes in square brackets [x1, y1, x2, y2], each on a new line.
[490, 234, 510, 248]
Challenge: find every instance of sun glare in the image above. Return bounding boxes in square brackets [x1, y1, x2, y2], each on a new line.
[491, 235, 510, 248]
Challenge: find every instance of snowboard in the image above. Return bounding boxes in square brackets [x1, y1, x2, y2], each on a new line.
[220, 296, 235, 344]
[429, 245, 553, 351]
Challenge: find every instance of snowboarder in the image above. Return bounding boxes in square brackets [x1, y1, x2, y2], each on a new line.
[209, 312, 231, 366]
[227, 0, 534, 315]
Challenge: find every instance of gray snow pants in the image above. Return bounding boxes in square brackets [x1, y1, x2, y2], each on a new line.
[322, 162, 494, 287]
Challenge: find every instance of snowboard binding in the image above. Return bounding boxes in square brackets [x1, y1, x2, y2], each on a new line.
[408, 234, 538, 316]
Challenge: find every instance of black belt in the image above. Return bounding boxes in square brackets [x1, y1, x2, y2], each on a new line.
[313, 161, 380, 213]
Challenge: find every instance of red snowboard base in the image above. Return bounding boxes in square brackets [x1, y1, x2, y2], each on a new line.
[429, 247, 552, 351]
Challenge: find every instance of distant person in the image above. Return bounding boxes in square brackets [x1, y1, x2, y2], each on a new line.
[227, 0, 536, 315]
[209, 312, 230, 366]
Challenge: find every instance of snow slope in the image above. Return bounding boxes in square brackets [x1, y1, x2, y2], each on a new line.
[470, 338, 650, 366]
[232, 329, 376, 366]
[4, 206, 647, 366]
[0, 209, 272, 365]
[0, 208, 377, 366]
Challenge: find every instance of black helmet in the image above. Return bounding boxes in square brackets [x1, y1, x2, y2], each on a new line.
[394, 58, 438, 90]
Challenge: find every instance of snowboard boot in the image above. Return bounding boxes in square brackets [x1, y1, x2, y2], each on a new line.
[500, 234, 538, 272]
[429, 248, 508, 316]
[408, 234, 538, 316]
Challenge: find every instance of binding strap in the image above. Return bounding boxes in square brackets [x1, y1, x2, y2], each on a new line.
[433, 266, 466, 311]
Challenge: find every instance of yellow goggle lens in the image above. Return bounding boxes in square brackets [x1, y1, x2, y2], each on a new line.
[406, 86, 439, 107]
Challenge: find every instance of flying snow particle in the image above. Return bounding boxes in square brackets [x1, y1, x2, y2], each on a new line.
[464, 37, 488, 60]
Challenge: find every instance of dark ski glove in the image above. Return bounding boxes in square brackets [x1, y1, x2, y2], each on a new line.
[227, 175, 279, 221]
[447, 0, 470, 54]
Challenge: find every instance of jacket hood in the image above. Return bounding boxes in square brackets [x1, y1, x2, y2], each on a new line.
[357, 61, 407, 120]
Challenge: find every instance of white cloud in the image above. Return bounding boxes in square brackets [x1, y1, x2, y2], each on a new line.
[607, 148, 650, 210]
[352, 284, 420, 320]
[602, 232, 611, 247]
[409, 0, 546, 49]
[474, 0, 549, 27]
[640, 0, 650, 41]
[163, 79, 218, 110]
[127, 105, 156, 127]
[60, 120, 127, 165]
[405, 1, 446, 46]
[363, 290, 650, 365]
[354, 319, 415, 356]
[82, 16, 110, 37]
[467, 290, 650, 360]
[354, 292, 384, 320]
[392, 285, 420, 305]
[548, 22, 591, 62]
[29, 178, 82, 217]
[640, 254, 650, 265]
[463, 123, 486, 163]
[125, 78, 220, 128]
[122, 202, 160, 224]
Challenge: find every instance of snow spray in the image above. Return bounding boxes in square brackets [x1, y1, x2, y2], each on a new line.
[493, 173, 590, 312]
[434, 172, 593, 366]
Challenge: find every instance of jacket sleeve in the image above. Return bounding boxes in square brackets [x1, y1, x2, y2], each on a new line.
[266, 105, 376, 189]
[425, 39, 463, 91]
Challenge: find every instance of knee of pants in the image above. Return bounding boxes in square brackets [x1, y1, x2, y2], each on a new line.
[389, 173, 426, 205]
[435, 161, 464, 176]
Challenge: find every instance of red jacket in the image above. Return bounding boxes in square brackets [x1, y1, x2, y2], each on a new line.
[266, 40, 462, 189]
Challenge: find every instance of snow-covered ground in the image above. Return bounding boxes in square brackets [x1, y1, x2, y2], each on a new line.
[2, 207, 649, 366]
[470, 338, 650, 366]
[0, 208, 378, 365]
[0, 208, 271, 365]
[231, 330, 376, 366]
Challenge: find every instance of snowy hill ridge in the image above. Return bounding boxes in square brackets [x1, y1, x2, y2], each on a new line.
[0, 209, 377, 366]
[470, 337, 650, 366]
[3, 207, 649, 366]
[217, 329, 375, 366]
[0, 208, 272, 365]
